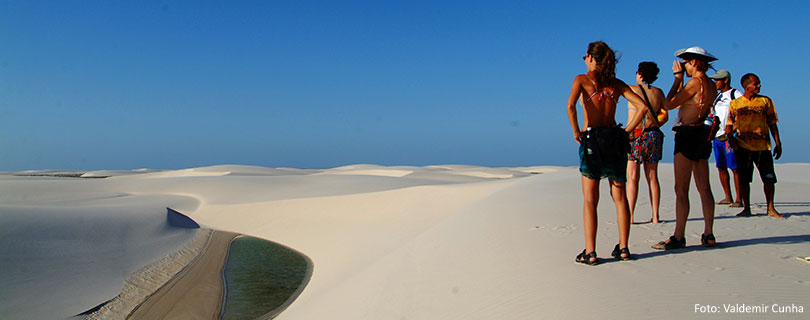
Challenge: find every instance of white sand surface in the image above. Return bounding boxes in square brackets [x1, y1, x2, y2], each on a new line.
[0, 194, 201, 319]
[1, 164, 808, 319]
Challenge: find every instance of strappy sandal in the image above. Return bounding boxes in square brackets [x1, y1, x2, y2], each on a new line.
[611, 244, 632, 261]
[575, 249, 600, 266]
[652, 236, 686, 250]
[701, 233, 716, 247]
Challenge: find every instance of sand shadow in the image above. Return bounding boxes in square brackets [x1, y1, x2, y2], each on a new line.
[167, 207, 200, 228]
[75, 298, 113, 317]
[656, 215, 743, 224]
[732, 211, 810, 218]
[770, 202, 810, 207]
[632, 234, 810, 260]
[655, 209, 810, 224]
[716, 234, 810, 248]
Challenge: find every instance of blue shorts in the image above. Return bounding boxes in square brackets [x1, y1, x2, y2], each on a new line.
[712, 139, 737, 170]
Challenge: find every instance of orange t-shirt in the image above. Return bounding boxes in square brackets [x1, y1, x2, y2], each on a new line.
[728, 95, 778, 151]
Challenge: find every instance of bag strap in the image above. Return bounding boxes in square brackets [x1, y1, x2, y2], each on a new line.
[639, 85, 661, 127]
[715, 88, 738, 105]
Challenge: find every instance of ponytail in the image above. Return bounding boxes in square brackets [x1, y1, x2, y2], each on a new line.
[587, 41, 617, 87]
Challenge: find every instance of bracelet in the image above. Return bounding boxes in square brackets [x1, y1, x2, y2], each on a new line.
[673, 71, 685, 75]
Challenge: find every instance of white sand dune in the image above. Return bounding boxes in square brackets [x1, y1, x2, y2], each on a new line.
[319, 167, 414, 178]
[0, 197, 201, 319]
[1, 164, 809, 319]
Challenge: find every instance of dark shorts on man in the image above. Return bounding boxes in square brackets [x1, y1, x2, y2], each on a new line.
[579, 126, 629, 182]
[673, 125, 712, 161]
[735, 147, 777, 184]
[712, 138, 737, 169]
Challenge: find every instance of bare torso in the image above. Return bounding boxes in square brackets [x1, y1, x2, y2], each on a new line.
[675, 76, 717, 126]
[567, 70, 647, 141]
[627, 84, 665, 129]
[578, 73, 621, 128]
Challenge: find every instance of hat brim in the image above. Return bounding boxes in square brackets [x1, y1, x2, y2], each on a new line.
[676, 51, 718, 62]
[675, 52, 717, 62]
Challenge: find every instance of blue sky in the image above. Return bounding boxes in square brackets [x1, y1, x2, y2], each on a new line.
[1, 0, 808, 170]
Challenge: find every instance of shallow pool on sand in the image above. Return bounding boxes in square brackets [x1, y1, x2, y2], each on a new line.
[220, 236, 311, 320]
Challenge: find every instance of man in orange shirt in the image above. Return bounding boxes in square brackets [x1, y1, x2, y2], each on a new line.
[726, 73, 784, 218]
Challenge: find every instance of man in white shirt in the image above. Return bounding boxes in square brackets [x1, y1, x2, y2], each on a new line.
[709, 69, 742, 207]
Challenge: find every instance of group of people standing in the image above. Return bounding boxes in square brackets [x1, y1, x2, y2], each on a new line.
[566, 41, 784, 266]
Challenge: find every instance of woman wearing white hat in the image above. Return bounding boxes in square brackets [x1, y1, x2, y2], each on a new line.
[653, 46, 719, 250]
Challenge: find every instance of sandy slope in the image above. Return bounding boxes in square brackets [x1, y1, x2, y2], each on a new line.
[1, 164, 808, 319]
[0, 195, 201, 319]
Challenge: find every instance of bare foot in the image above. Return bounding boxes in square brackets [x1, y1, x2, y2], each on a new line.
[736, 209, 752, 217]
[651, 218, 661, 224]
[729, 201, 743, 208]
[716, 199, 732, 205]
[767, 210, 786, 218]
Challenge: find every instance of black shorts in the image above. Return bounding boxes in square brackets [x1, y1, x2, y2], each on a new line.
[673, 125, 712, 161]
[579, 126, 630, 182]
[736, 147, 777, 184]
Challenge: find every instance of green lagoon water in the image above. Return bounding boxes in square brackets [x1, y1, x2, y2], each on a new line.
[220, 236, 310, 320]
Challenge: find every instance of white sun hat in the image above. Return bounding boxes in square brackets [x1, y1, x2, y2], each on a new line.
[674, 46, 718, 62]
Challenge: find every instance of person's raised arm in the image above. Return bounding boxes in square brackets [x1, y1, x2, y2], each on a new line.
[665, 60, 697, 110]
[567, 76, 584, 143]
[666, 60, 684, 108]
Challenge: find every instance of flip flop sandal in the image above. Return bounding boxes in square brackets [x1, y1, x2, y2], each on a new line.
[652, 236, 685, 250]
[611, 244, 632, 261]
[575, 249, 600, 266]
[701, 233, 716, 247]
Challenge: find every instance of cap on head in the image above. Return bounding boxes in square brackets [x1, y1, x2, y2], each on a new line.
[708, 69, 730, 80]
[674, 46, 718, 62]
